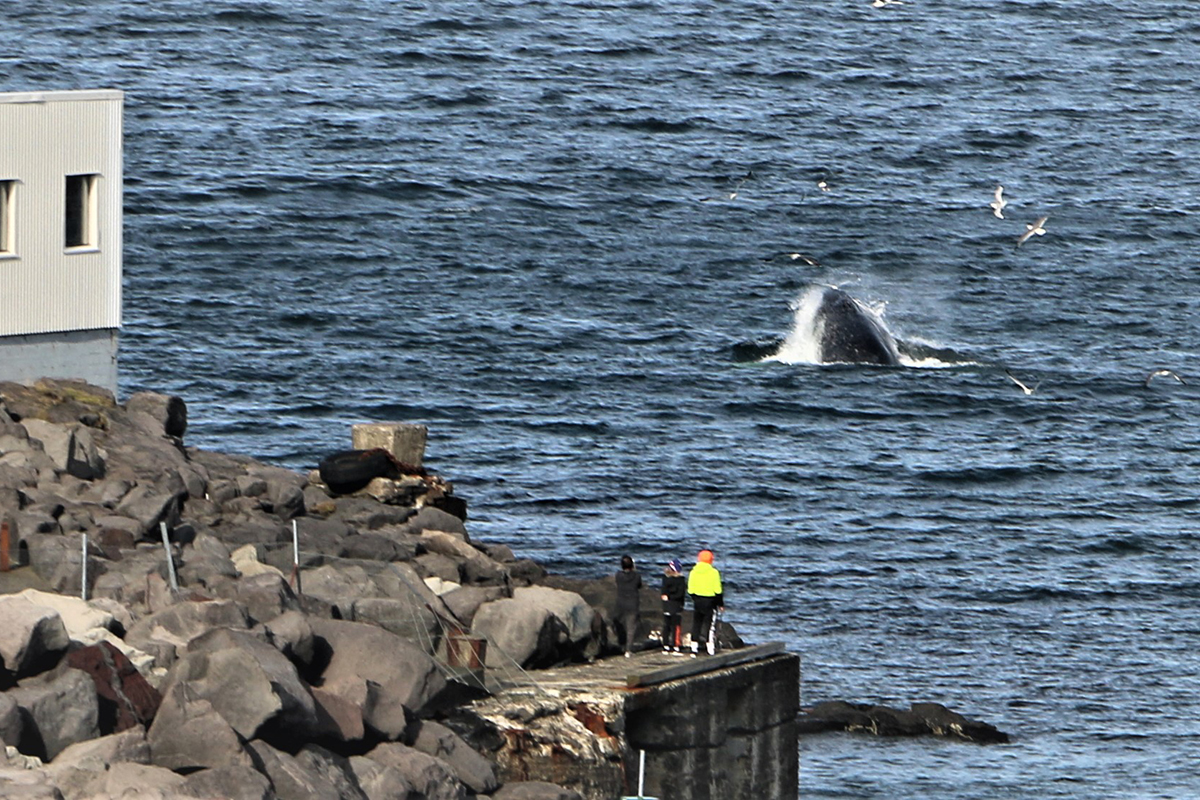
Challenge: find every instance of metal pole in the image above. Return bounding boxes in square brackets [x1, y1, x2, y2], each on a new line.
[81, 534, 88, 601]
[0, 521, 9, 572]
[291, 519, 301, 594]
[638, 750, 646, 797]
[160, 521, 179, 592]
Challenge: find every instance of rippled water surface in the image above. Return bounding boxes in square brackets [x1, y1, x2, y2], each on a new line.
[7, 0, 1200, 796]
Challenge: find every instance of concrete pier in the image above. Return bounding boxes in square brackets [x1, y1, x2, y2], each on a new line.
[467, 644, 799, 800]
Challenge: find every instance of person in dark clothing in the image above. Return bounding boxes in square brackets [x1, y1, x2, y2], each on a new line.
[614, 554, 643, 657]
[660, 559, 686, 653]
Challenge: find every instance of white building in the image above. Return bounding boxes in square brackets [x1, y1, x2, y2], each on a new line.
[0, 89, 123, 393]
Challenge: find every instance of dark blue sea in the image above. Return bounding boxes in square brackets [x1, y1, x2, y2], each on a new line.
[8, 0, 1200, 796]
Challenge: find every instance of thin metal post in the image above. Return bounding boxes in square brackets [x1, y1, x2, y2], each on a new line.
[638, 750, 646, 797]
[291, 519, 302, 595]
[159, 521, 179, 592]
[81, 534, 88, 601]
[0, 521, 9, 572]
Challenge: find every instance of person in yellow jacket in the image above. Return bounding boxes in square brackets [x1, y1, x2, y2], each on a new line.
[687, 549, 724, 656]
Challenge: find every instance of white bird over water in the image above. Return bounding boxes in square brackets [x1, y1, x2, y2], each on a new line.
[1016, 215, 1049, 247]
[1145, 369, 1186, 387]
[1005, 369, 1041, 395]
[990, 185, 1007, 219]
[872, 0, 903, 7]
[787, 253, 821, 266]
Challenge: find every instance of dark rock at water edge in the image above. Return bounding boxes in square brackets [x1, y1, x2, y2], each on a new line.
[797, 700, 1010, 744]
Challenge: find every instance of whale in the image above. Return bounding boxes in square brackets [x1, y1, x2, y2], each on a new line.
[811, 285, 901, 366]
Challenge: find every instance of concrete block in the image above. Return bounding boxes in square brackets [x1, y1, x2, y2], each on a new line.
[352, 423, 427, 466]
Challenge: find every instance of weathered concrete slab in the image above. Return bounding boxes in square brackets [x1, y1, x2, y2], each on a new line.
[352, 423, 427, 466]
[469, 645, 800, 800]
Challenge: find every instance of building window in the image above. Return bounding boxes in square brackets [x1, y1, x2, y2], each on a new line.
[65, 173, 98, 249]
[0, 180, 14, 255]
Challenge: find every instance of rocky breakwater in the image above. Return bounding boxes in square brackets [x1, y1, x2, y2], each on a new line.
[0, 378, 647, 800]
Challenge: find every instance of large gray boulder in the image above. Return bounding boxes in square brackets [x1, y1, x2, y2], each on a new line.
[178, 765, 273, 800]
[294, 744, 368, 800]
[123, 598, 251, 659]
[350, 596, 440, 645]
[0, 693, 22, 746]
[300, 564, 380, 618]
[114, 484, 183, 539]
[48, 727, 151, 769]
[45, 728, 153, 800]
[405, 506, 468, 539]
[348, 755, 415, 800]
[310, 686, 365, 744]
[0, 595, 69, 678]
[309, 618, 447, 738]
[408, 719, 498, 795]
[420, 531, 507, 585]
[20, 420, 105, 481]
[262, 609, 315, 668]
[492, 782, 585, 800]
[146, 682, 256, 772]
[159, 627, 320, 742]
[440, 585, 507, 628]
[123, 392, 188, 439]
[249, 739, 344, 800]
[472, 586, 596, 669]
[9, 667, 100, 761]
[363, 741, 465, 800]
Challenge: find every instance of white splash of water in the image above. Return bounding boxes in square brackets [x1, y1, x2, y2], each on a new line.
[759, 285, 967, 368]
[760, 285, 828, 365]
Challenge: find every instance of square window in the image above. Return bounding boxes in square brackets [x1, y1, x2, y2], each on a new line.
[0, 179, 13, 255]
[65, 173, 98, 249]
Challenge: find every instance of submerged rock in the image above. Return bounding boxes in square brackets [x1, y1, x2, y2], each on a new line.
[797, 700, 1010, 744]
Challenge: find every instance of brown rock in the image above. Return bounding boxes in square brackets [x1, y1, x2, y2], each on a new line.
[65, 641, 161, 733]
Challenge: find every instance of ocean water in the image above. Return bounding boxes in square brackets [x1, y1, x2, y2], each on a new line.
[7, 0, 1200, 796]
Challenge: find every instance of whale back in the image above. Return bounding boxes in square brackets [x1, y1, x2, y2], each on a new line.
[815, 287, 901, 366]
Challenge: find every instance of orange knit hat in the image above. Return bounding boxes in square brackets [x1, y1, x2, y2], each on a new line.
[698, 549, 714, 564]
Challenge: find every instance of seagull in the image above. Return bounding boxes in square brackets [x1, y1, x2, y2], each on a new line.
[786, 253, 821, 266]
[817, 179, 830, 192]
[1016, 215, 1049, 247]
[1005, 369, 1041, 395]
[728, 172, 755, 200]
[1145, 369, 1186, 388]
[872, 0, 903, 6]
[990, 185, 1007, 219]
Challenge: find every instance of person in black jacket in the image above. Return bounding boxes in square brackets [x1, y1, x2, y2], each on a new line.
[614, 554, 643, 657]
[660, 559, 686, 653]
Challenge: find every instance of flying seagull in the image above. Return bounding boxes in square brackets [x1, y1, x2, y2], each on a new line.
[1005, 369, 1041, 395]
[1016, 215, 1049, 247]
[787, 253, 821, 266]
[728, 175, 750, 200]
[1145, 369, 1186, 388]
[990, 185, 1007, 219]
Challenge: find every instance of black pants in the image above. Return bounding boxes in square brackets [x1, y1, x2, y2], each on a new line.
[691, 595, 719, 651]
[617, 610, 639, 653]
[662, 612, 682, 648]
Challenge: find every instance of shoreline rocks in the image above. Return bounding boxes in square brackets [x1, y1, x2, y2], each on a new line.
[0, 378, 674, 799]
[797, 700, 1010, 744]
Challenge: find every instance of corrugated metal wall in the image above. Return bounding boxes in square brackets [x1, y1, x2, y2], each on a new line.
[0, 90, 123, 337]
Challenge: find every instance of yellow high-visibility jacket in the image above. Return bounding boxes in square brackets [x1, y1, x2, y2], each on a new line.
[687, 561, 723, 600]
